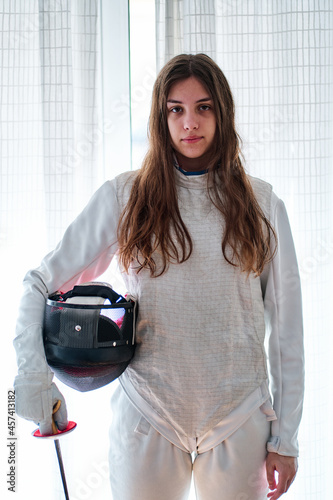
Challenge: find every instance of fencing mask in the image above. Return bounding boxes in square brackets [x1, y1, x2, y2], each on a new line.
[43, 282, 136, 392]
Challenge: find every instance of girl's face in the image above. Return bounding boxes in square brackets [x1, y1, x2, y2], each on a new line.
[167, 76, 217, 172]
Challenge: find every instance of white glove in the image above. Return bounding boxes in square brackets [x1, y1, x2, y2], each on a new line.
[14, 372, 68, 435]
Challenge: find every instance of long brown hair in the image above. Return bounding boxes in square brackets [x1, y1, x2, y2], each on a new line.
[118, 53, 276, 277]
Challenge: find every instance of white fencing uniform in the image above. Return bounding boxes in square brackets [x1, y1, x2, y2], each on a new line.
[109, 385, 271, 500]
[13, 167, 304, 499]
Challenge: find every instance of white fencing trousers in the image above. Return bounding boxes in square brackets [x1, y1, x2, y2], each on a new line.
[109, 386, 271, 500]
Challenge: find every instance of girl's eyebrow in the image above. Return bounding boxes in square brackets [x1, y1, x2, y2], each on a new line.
[167, 97, 212, 104]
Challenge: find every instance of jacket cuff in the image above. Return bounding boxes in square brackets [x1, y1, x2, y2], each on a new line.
[267, 436, 299, 457]
[14, 372, 54, 422]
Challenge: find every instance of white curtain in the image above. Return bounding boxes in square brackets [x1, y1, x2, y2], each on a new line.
[1, 0, 101, 254]
[1, 1, 130, 498]
[156, 1, 333, 499]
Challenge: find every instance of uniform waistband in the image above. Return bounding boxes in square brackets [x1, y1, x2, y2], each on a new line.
[119, 372, 276, 454]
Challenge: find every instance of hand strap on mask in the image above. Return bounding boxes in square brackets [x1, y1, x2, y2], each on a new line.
[50, 283, 127, 305]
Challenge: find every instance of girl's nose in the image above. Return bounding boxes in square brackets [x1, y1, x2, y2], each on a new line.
[183, 113, 199, 131]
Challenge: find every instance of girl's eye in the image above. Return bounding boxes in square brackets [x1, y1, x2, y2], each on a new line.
[167, 104, 212, 113]
[169, 106, 182, 113]
[199, 104, 211, 111]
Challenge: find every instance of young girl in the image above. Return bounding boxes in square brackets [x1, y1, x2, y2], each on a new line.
[14, 54, 304, 500]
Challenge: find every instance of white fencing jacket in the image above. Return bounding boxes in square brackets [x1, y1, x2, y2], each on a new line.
[13, 168, 304, 457]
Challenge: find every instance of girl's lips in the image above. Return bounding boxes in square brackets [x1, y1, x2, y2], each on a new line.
[182, 136, 203, 144]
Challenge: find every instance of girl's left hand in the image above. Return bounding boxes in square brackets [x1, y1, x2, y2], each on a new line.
[266, 452, 298, 499]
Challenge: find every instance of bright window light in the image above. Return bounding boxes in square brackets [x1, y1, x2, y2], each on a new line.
[129, 0, 156, 169]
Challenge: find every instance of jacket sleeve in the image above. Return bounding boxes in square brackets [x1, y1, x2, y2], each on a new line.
[261, 193, 305, 457]
[13, 179, 120, 426]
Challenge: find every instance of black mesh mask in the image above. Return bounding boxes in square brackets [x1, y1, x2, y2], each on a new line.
[43, 283, 136, 392]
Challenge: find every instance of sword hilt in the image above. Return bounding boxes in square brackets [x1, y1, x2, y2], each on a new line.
[32, 399, 76, 499]
[52, 400, 61, 434]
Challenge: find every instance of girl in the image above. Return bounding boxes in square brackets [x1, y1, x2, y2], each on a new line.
[14, 54, 304, 500]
